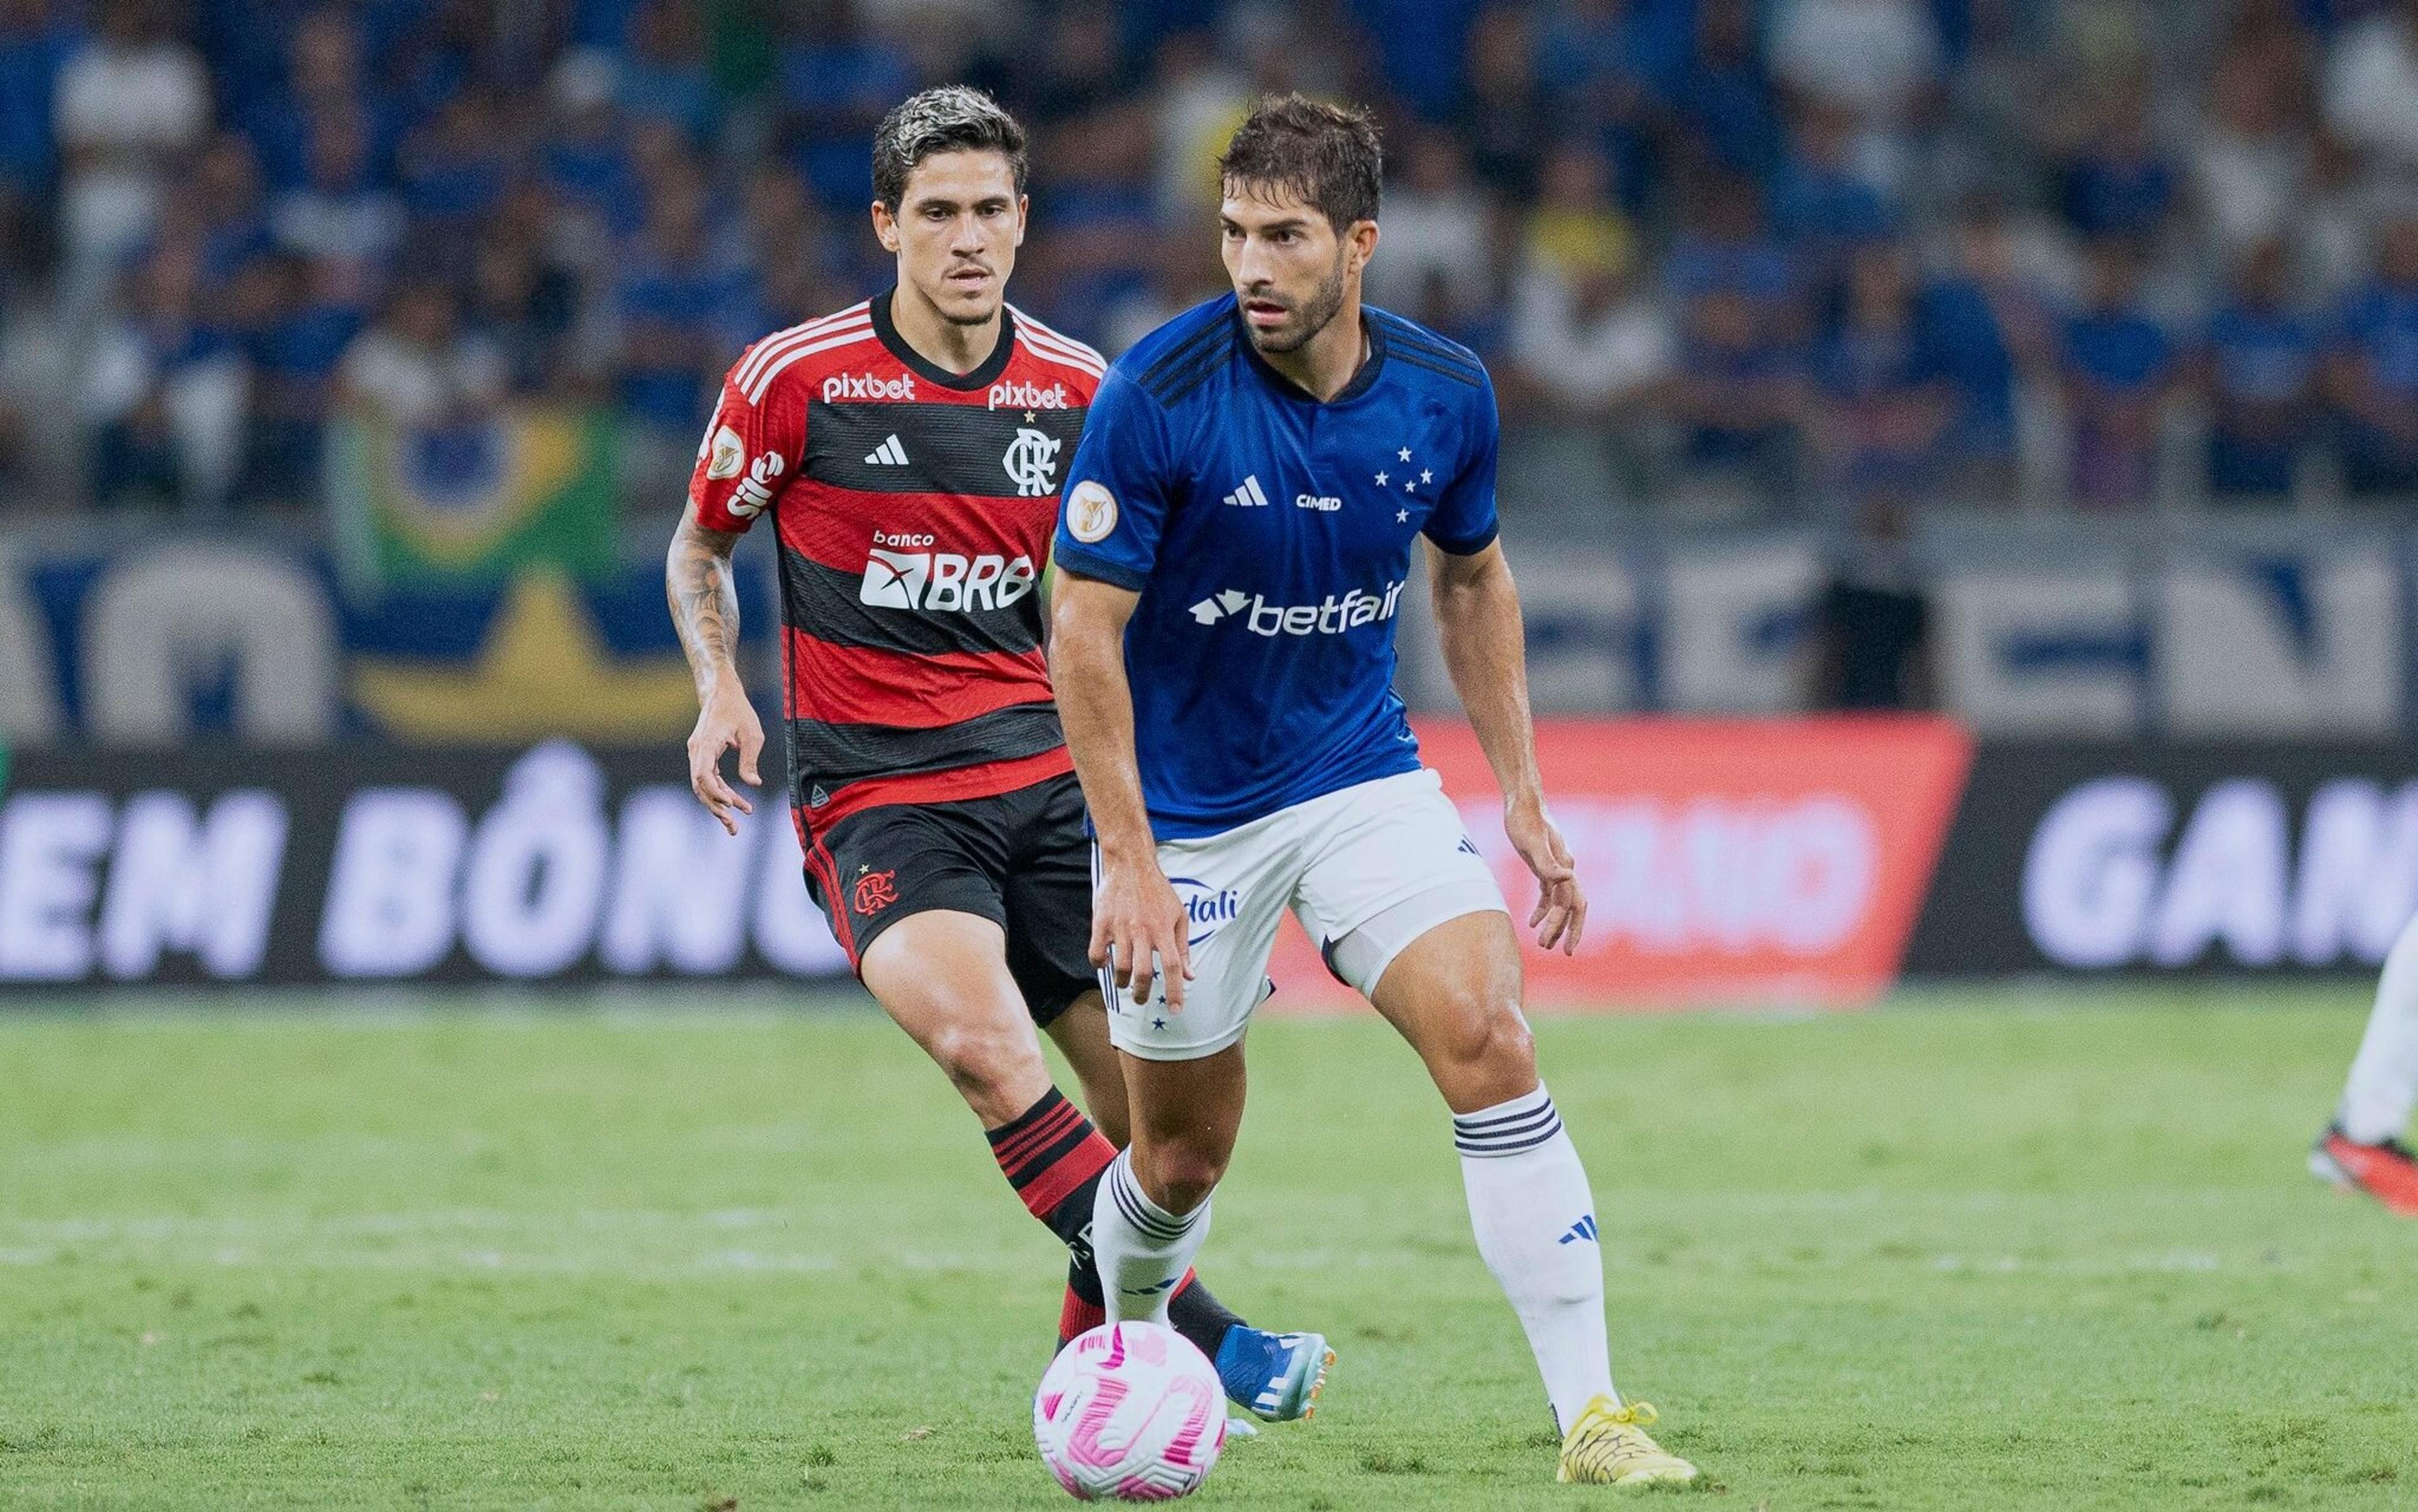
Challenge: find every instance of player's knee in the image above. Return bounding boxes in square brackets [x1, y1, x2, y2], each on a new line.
[1137, 1139, 1229, 1214]
[927, 1021, 1040, 1111]
[1436, 999, 1536, 1098]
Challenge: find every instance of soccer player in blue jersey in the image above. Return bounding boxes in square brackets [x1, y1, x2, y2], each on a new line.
[1045, 96, 1698, 1486]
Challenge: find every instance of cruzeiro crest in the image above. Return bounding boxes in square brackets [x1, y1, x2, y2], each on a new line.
[1003, 426, 1062, 496]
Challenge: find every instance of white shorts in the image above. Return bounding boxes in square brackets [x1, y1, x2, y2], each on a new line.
[1098, 768, 1508, 1061]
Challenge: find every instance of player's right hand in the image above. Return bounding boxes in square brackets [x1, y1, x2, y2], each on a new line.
[1091, 851, 1193, 1009]
[686, 678, 764, 836]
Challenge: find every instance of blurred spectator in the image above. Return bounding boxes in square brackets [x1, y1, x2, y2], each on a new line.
[54, 0, 210, 317]
[2058, 82, 2177, 244]
[1914, 198, 2049, 498]
[1809, 492, 1934, 710]
[1667, 173, 1801, 324]
[339, 279, 505, 429]
[2059, 241, 2176, 510]
[1521, 147, 1633, 312]
[2197, 34, 2310, 263]
[0, 0, 74, 273]
[1668, 285, 1807, 506]
[397, 93, 514, 263]
[178, 135, 275, 293]
[243, 11, 394, 195]
[1537, 0, 1690, 205]
[83, 242, 247, 509]
[2195, 239, 2320, 501]
[620, 0, 718, 145]
[1454, 6, 1552, 202]
[1366, 127, 1494, 322]
[2324, 0, 2418, 166]
[1152, 30, 1249, 217]
[236, 253, 365, 506]
[1769, 0, 1943, 186]
[270, 109, 405, 304]
[1810, 241, 1952, 499]
[615, 171, 754, 504]
[1674, 0, 1785, 180]
[1769, 102, 1899, 284]
[1507, 162, 1671, 419]
[542, 48, 642, 244]
[2325, 209, 2418, 497]
[1016, 2, 1133, 127]
[777, 0, 917, 208]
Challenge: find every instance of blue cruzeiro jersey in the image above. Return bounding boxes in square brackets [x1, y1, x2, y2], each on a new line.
[1052, 294, 1501, 839]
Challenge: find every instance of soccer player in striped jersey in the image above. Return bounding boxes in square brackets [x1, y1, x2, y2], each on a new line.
[664, 86, 1328, 1422]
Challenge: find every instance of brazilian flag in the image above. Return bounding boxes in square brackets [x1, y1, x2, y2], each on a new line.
[329, 407, 621, 589]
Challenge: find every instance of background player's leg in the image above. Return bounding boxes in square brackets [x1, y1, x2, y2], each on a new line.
[1042, 992, 1129, 1147]
[861, 909, 1124, 1340]
[1363, 907, 1615, 1435]
[2338, 910, 2418, 1144]
[1093, 1045, 1247, 1326]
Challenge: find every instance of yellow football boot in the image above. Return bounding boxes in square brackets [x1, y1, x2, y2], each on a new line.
[1556, 1395, 1698, 1486]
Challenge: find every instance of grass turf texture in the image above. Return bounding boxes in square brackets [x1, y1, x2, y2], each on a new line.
[2, 989, 2415, 1511]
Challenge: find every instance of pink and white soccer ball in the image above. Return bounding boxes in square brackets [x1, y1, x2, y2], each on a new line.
[1033, 1321, 1227, 1501]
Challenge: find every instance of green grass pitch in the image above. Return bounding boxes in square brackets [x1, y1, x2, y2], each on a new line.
[3, 987, 2415, 1510]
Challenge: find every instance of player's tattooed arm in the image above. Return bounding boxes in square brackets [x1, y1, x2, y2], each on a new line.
[1048, 571, 1195, 1008]
[1428, 540, 1587, 954]
[667, 515, 764, 835]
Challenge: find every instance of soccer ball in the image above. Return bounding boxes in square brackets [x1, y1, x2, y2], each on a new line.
[1033, 1321, 1227, 1501]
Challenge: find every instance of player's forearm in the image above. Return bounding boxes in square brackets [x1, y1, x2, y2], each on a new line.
[667, 518, 747, 702]
[1049, 596, 1157, 860]
[1432, 547, 1546, 811]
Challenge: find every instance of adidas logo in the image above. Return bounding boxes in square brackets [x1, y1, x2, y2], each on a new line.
[1557, 1215, 1599, 1246]
[865, 435, 909, 466]
[1222, 474, 1271, 508]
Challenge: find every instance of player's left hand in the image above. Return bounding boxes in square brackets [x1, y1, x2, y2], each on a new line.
[1505, 797, 1586, 955]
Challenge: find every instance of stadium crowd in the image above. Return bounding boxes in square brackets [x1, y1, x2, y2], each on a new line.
[5, 0, 2418, 517]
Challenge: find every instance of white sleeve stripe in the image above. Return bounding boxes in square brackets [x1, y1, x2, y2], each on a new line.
[736, 310, 870, 392]
[1021, 343, 1106, 380]
[735, 305, 871, 391]
[1015, 326, 1107, 373]
[744, 329, 879, 403]
[1009, 306, 1108, 365]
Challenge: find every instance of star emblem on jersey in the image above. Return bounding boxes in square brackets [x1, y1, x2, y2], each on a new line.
[1003, 426, 1062, 496]
[865, 434, 908, 466]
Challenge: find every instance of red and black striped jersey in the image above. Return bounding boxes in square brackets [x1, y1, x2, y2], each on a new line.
[688, 289, 1104, 833]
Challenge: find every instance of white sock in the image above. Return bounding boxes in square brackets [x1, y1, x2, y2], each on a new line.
[1092, 1149, 1212, 1327]
[1455, 1085, 1616, 1434]
[2341, 912, 2418, 1144]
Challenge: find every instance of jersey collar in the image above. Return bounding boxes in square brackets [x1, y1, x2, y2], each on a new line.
[1232, 300, 1388, 406]
[871, 285, 1019, 391]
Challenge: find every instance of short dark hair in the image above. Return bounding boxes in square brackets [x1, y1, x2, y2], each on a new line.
[1217, 94, 1382, 231]
[871, 86, 1028, 210]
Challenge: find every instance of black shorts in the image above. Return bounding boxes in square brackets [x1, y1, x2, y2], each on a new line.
[799, 771, 1096, 1027]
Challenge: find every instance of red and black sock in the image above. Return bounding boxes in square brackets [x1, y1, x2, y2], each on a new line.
[987, 1088, 1243, 1358]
